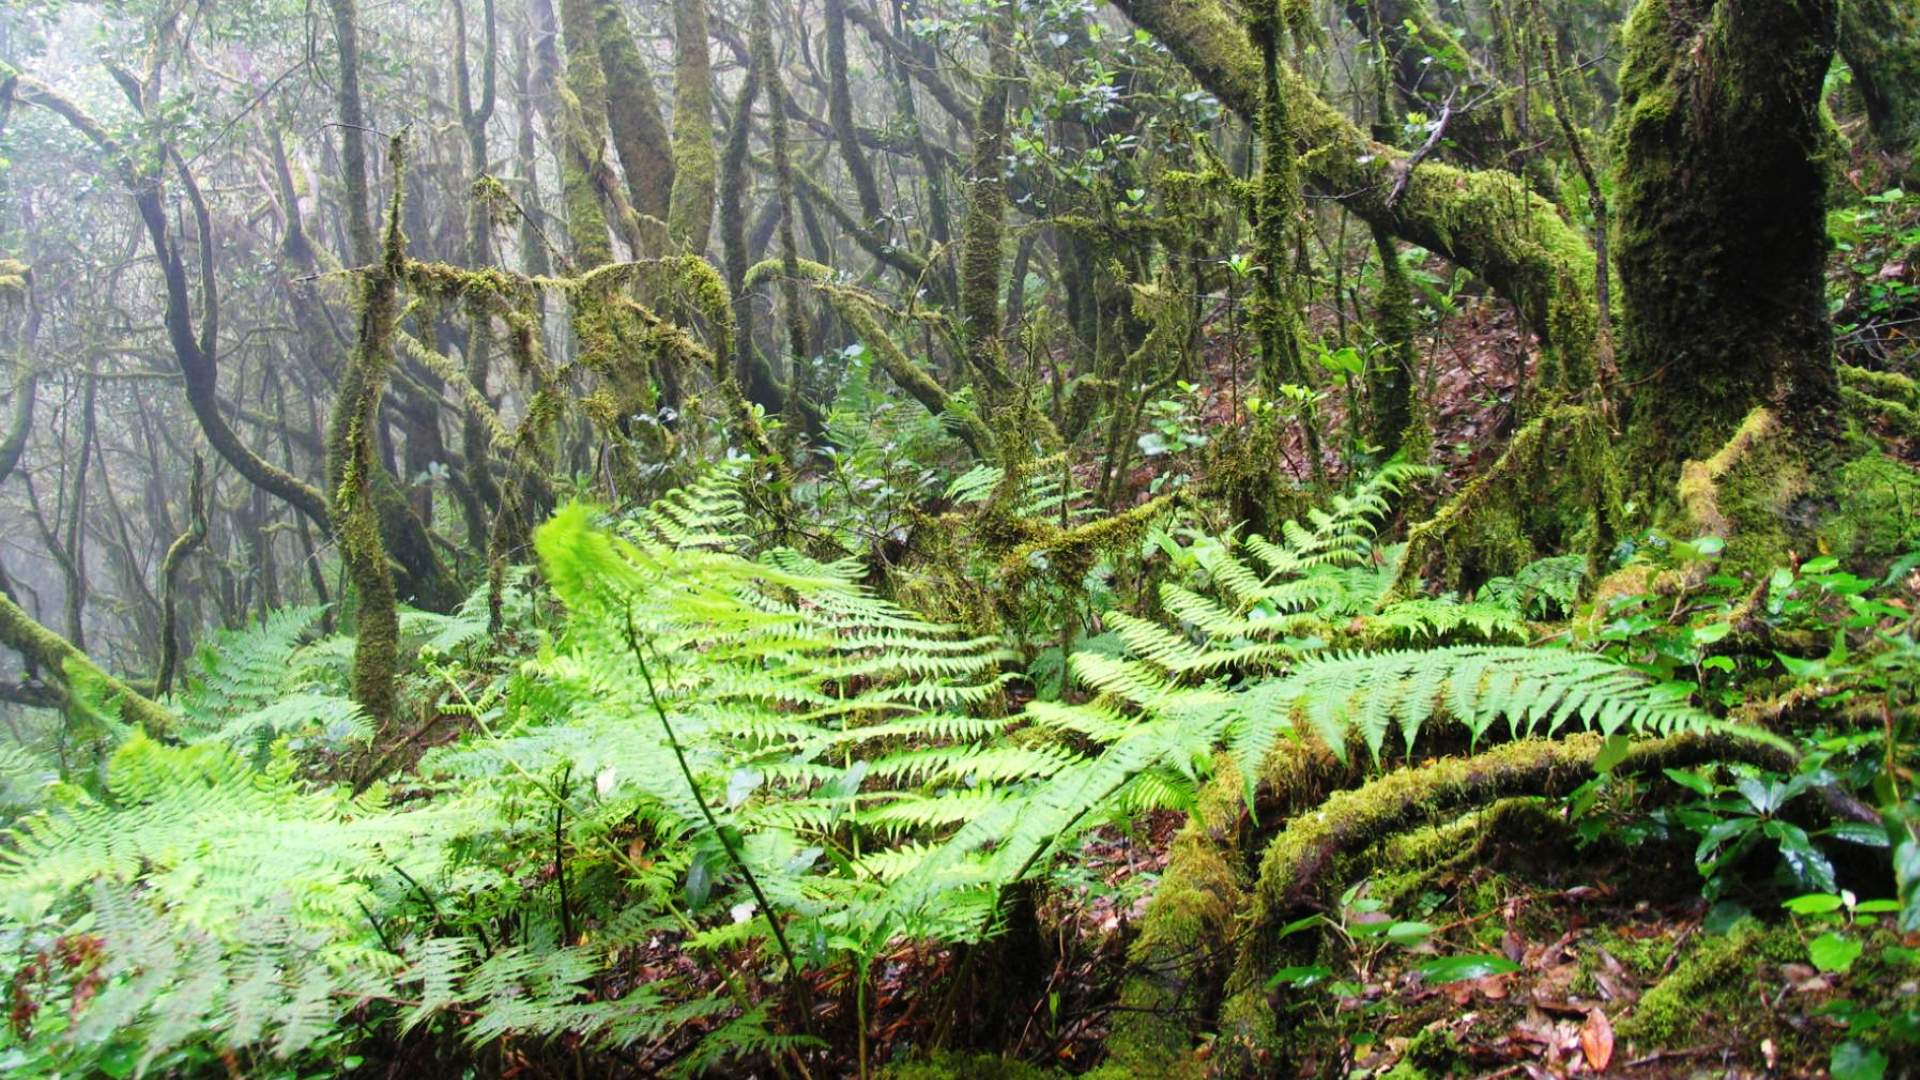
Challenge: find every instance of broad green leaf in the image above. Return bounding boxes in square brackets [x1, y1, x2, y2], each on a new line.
[1831, 1041, 1888, 1080]
[1416, 955, 1520, 983]
[1808, 932, 1862, 973]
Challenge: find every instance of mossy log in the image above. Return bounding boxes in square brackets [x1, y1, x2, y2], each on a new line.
[0, 589, 174, 738]
[1205, 732, 1794, 1075]
[1101, 756, 1247, 1077]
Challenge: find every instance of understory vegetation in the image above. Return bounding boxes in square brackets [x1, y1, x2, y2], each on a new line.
[0, 0, 1917, 1076]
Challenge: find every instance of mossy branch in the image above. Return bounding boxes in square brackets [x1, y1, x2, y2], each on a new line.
[0, 589, 175, 738]
[156, 456, 208, 697]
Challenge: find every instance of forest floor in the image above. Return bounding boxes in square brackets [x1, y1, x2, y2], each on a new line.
[607, 278, 1920, 1078]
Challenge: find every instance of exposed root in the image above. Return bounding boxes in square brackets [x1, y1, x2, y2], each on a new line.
[1204, 732, 1794, 1076]
[1675, 407, 1781, 539]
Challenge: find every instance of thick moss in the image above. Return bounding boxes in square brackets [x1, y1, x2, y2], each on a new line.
[1612, 0, 1841, 490]
[1839, 0, 1920, 160]
[1621, 920, 1805, 1054]
[1825, 447, 1920, 561]
[1212, 735, 1793, 1077]
[1389, 405, 1616, 598]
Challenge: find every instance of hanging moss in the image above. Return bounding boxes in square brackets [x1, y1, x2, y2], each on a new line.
[0, 258, 29, 301]
[1250, 3, 1308, 393]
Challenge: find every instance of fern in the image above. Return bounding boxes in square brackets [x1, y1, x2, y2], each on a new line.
[0, 464, 1776, 1074]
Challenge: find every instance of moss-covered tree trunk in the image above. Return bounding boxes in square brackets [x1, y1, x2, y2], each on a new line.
[556, 0, 616, 269]
[667, 0, 715, 252]
[959, 16, 1019, 404]
[328, 142, 409, 734]
[1839, 0, 1920, 161]
[592, 0, 673, 243]
[1612, 0, 1840, 490]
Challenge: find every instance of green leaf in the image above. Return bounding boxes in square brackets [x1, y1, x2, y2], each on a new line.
[1822, 822, 1891, 848]
[1416, 955, 1520, 983]
[1386, 920, 1435, 946]
[1808, 932, 1863, 973]
[1266, 964, 1332, 989]
[1593, 734, 1633, 775]
[1664, 767, 1716, 796]
[1830, 1040, 1888, 1080]
[1853, 899, 1902, 915]
[1776, 652, 1825, 679]
[1782, 893, 1845, 915]
[1766, 820, 1837, 893]
[1277, 913, 1327, 939]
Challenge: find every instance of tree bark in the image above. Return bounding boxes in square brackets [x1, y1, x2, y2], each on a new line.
[1612, 0, 1840, 486]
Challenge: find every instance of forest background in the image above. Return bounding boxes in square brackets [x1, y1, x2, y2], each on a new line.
[0, 0, 1918, 1075]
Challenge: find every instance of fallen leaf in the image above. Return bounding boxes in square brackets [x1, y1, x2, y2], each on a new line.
[1580, 1007, 1614, 1072]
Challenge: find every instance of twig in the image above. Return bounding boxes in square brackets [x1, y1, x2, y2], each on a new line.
[1387, 90, 1458, 209]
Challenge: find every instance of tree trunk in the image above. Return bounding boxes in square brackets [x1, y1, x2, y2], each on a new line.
[667, 0, 716, 252]
[1612, 0, 1840, 488]
[1838, 0, 1920, 161]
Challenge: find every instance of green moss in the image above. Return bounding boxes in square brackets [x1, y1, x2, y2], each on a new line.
[1825, 447, 1920, 560]
[879, 1052, 1063, 1080]
[1620, 920, 1804, 1055]
[1612, 0, 1839, 489]
[666, 0, 716, 250]
[0, 258, 29, 302]
[1105, 758, 1247, 1072]
[1390, 405, 1616, 598]
[1394, 1024, 1463, 1077]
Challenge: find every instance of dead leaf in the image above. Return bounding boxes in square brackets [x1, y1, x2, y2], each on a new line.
[1580, 1007, 1614, 1072]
